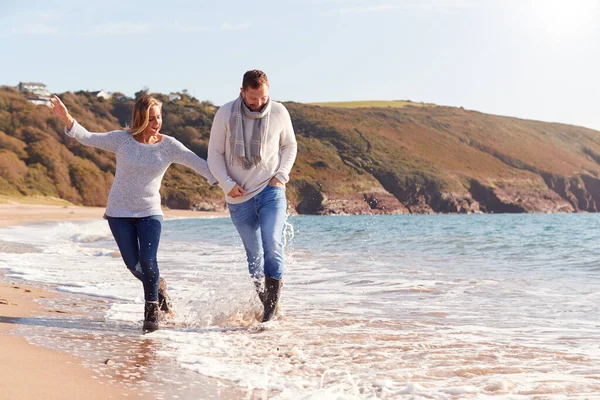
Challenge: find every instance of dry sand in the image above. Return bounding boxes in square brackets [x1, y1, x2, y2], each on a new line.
[0, 202, 230, 399]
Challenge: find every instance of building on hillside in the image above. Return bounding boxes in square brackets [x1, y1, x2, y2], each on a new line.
[27, 97, 52, 106]
[91, 90, 112, 100]
[18, 82, 49, 96]
[17, 81, 51, 107]
[168, 93, 181, 101]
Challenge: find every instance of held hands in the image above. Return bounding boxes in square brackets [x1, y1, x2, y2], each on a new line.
[228, 184, 246, 198]
[227, 178, 284, 198]
[50, 95, 75, 131]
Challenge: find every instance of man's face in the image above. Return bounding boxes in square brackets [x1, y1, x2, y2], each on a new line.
[241, 84, 269, 112]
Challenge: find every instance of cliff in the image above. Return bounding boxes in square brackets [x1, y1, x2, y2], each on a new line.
[2, 86, 600, 214]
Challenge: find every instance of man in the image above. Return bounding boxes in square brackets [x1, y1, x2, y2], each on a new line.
[208, 69, 297, 322]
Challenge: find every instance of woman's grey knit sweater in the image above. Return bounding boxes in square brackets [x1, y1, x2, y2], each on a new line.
[65, 121, 216, 218]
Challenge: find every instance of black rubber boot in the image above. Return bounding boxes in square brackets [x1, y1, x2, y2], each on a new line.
[262, 276, 282, 322]
[158, 277, 172, 313]
[143, 301, 159, 333]
[254, 279, 265, 305]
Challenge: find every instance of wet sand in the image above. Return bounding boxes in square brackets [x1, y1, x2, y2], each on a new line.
[0, 281, 143, 399]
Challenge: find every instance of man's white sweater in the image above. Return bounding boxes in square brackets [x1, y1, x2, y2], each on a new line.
[208, 99, 297, 204]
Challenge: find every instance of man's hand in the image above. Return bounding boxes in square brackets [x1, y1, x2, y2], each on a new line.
[269, 177, 284, 187]
[228, 184, 246, 198]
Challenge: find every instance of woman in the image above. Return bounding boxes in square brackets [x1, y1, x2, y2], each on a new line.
[51, 94, 216, 333]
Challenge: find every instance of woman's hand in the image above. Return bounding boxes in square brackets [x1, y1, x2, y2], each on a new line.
[50, 95, 75, 131]
[228, 184, 246, 198]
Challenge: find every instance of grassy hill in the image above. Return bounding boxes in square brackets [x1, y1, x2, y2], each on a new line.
[287, 101, 600, 214]
[2, 87, 600, 214]
[309, 100, 435, 109]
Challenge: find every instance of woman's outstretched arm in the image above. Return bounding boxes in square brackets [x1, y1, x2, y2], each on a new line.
[168, 138, 217, 185]
[50, 95, 128, 153]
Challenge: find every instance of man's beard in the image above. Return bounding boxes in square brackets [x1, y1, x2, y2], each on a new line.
[242, 96, 266, 112]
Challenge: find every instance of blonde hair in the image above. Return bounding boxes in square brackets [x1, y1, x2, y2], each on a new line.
[128, 94, 162, 136]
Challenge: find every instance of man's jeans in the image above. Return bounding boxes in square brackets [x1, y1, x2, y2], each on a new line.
[228, 185, 287, 280]
[106, 215, 162, 302]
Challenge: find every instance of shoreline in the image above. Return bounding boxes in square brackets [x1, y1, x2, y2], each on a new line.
[0, 203, 229, 229]
[0, 202, 235, 399]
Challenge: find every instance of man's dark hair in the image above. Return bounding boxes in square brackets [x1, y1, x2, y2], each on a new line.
[242, 70, 269, 90]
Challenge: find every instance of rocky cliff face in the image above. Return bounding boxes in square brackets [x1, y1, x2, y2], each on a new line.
[541, 173, 600, 212]
[293, 176, 577, 215]
[293, 178, 581, 215]
[468, 180, 574, 213]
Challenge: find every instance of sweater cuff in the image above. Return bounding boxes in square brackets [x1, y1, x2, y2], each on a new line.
[219, 180, 237, 196]
[64, 120, 78, 137]
[275, 172, 289, 184]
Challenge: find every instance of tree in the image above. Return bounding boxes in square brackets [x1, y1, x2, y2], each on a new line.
[134, 87, 149, 100]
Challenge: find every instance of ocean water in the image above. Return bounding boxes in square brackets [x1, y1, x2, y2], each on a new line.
[1, 213, 600, 399]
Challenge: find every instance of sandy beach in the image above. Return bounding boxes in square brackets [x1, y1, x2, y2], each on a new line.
[0, 202, 228, 228]
[0, 202, 229, 399]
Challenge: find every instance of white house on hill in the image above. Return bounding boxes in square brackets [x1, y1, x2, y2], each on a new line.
[91, 90, 112, 100]
[17, 81, 51, 107]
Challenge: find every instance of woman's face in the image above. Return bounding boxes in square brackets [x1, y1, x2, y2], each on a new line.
[143, 105, 162, 136]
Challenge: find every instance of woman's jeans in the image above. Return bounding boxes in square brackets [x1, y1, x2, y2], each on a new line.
[106, 215, 162, 302]
[228, 185, 287, 280]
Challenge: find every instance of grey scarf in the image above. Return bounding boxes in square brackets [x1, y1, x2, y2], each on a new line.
[229, 94, 271, 169]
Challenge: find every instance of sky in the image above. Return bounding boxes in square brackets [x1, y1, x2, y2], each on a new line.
[1, 0, 600, 130]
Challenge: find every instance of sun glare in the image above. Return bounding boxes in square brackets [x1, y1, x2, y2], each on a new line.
[528, 0, 599, 42]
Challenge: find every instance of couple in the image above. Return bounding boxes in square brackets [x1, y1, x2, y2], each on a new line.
[51, 70, 298, 333]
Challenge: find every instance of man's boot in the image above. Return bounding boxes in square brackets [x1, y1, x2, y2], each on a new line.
[158, 277, 172, 313]
[262, 276, 282, 322]
[254, 279, 265, 305]
[143, 301, 159, 333]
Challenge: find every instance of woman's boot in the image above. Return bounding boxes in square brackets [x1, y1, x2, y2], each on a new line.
[143, 301, 159, 333]
[262, 276, 282, 322]
[158, 277, 172, 313]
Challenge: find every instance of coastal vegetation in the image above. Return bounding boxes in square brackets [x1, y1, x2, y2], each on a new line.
[2, 86, 600, 214]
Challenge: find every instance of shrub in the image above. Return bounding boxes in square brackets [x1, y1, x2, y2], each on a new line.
[19, 163, 59, 197]
[69, 159, 110, 206]
[0, 150, 28, 182]
[0, 131, 27, 157]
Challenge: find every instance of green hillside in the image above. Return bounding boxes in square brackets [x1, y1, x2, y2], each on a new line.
[0, 87, 222, 211]
[287, 102, 600, 214]
[2, 87, 600, 214]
